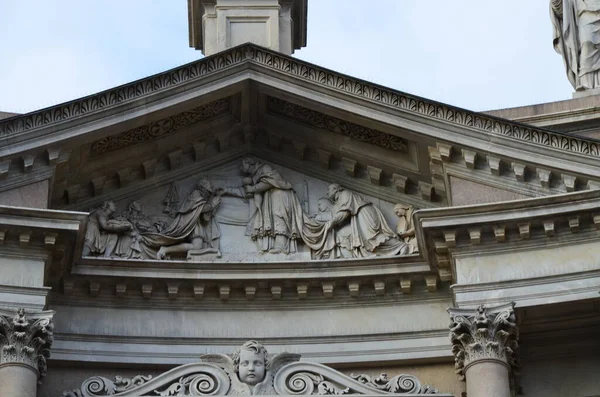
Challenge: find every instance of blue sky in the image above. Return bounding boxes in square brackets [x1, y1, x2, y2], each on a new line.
[0, 1, 573, 114]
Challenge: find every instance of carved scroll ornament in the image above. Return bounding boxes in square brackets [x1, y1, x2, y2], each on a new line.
[62, 341, 444, 396]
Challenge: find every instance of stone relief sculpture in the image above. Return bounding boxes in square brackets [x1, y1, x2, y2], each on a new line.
[312, 198, 333, 223]
[83, 201, 132, 257]
[394, 204, 418, 254]
[113, 200, 158, 259]
[82, 159, 413, 261]
[142, 178, 243, 260]
[551, 0, 600, 91]
[240, 157, 306, 254]
[314, 184, 407, 259]
[62, 340, 443, 396]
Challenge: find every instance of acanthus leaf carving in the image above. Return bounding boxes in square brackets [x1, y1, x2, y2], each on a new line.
[447, 303, 519, 384]
[89, 98, 230, 155]
[0, 308, 54, 382]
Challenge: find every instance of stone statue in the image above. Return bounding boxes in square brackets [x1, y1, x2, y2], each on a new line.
[141, 178, 229, 260]
[551, 0, 600, 91]
[240, 157, 307, 254]
[314, 184, 407, 259]
[83, 201, 132, 257]
[62, 340, 441, 396]
[394, 203, 419, 254]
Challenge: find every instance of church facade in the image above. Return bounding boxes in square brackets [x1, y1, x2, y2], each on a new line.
[0, 1, 599, 396]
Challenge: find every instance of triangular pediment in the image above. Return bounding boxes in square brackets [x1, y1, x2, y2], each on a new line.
[0, 43, 599, 214]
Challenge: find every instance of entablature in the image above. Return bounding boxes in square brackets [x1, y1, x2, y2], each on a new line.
[415, 189, 600, 306]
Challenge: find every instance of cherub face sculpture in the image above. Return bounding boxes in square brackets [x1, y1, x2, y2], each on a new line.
[233, 340, 269, 386]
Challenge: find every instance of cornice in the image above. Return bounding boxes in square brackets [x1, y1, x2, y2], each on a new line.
[50, 329, 452, 366]
[1, 44, 600, 166]
[413, 189, 600, 281]
[61, 255, 444, 305]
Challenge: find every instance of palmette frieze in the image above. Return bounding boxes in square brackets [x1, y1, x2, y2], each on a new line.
[0, 308, 54, 381]
[61, 341, 442, 396]
[447, 303, 519, 381]
[1, 45, 599, 162]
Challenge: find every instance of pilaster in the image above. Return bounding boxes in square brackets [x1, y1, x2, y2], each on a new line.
[0, 307, 54, 397]
[448, 302, 519, 397]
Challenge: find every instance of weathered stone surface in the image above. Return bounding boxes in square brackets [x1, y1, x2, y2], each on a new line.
[61, 341, 445, 396]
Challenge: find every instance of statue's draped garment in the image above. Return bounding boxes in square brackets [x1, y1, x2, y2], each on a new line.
[327, 189, 406, 258]
[247, 163, 332, 254]
[139, 190, 219, 258]
[246, 163, 405, 258]
[552, 0, 600, 90]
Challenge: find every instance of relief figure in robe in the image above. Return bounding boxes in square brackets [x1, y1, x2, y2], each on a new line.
[394, 203, 419, 254]
[83, 201, 132, 257]
[140, 178, 241, 260]
[316, 184, 407, 259]
[551, 0, 600, 90]
[113, 200, 158, 259]
[240, 157, 307, 254]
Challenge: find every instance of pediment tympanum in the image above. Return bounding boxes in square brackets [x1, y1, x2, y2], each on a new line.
[62, 341, 446, 396]
[83, 157, 419, 263]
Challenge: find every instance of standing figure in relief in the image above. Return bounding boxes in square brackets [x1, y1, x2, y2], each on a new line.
[83, 201, 132, 257]
[551, 0, 600, 90]
[240, 157, 306, 254]
[394, 203, 419, 254]
[141, 178, 226, 260]
[319, 184, 407, 258]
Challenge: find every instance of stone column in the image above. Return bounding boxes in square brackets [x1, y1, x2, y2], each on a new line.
[447, 302, 518, 397]
[0, 307, 54, 397]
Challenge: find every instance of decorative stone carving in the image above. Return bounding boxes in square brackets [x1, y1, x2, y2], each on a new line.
[62, 340, 441, 396]
[2, 45, 600, 162]
[551, 0, 600, 92]
[147, 178, 243, 260]
[82, 201, 133, 257]
[0, 308, 54, 381]
[240, 157, 306, 255]
[394, 204, 419, 254]
[316, 184, 407, 259]
[266, 96, 408, 152]
[447, 303, 519, 382]
[90, 98, 230, 155]
[82, 160, 411, 261]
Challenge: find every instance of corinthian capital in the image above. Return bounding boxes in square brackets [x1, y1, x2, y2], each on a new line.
[0, 308, 54, 381]
[447, 302, 518, 380]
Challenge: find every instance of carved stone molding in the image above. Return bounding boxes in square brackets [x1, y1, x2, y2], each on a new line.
[62, 340, 446, 396]
[266, 96, 407, 152]
[90, 98, 231, 155]
[0, 308, 55, 381]
[2, 44, 600, 164]
[447, 303, 518, 381]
